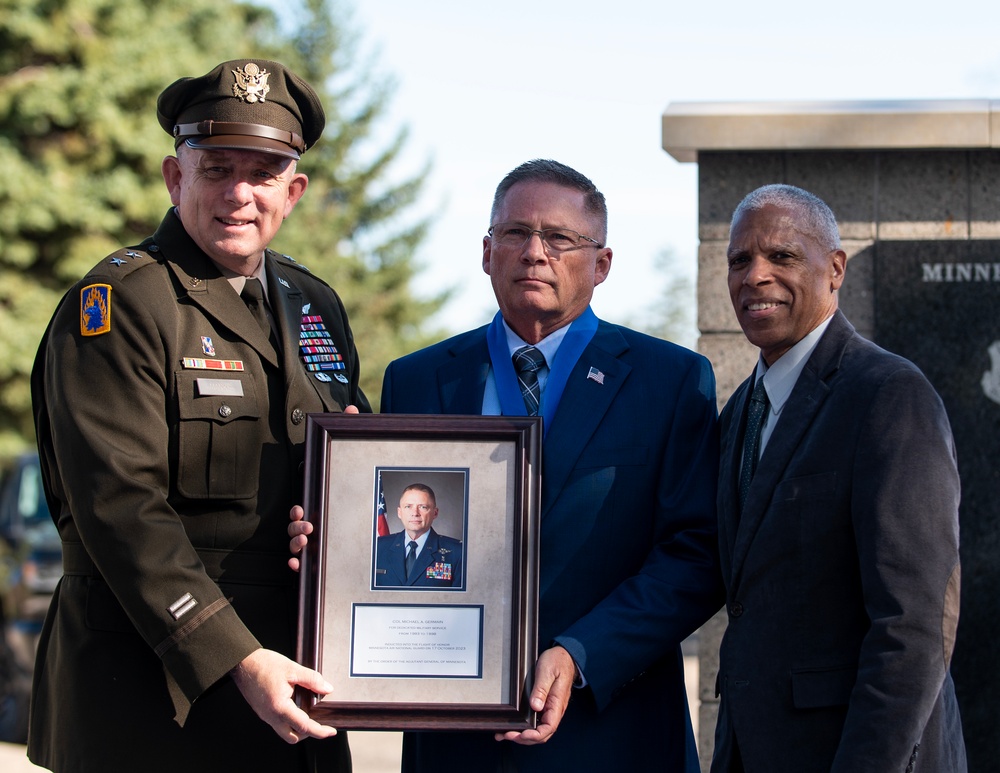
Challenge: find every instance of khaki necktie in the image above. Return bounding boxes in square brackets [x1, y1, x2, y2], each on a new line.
[240, 277, 270, 337]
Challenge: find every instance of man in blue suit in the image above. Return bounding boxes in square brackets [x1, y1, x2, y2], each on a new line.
[379, 160, 723, 772]
[712, 184, 966, 772]
[374, 483, 463, 588]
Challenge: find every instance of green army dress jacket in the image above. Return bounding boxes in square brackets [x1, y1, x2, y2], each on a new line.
[28, 210, 366, 772]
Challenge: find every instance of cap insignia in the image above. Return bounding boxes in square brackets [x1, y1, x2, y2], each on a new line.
[232, 62, 270, 104]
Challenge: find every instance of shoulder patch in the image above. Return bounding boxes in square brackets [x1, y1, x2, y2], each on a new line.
[80, 284, 111, 336]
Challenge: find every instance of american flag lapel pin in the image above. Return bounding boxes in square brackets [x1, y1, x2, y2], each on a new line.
[587, 367, 605, 385]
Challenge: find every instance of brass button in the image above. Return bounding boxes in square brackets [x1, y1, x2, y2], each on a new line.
[291, 408, 305, 425]
[218, 404, 232, 418]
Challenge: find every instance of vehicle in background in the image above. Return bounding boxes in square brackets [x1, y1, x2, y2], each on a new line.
[0, 452, 61, 743]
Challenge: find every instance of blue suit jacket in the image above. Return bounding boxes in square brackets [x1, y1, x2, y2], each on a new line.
[374, 527, 463, 588]
[382, 317, 723, 773]
[712, 311, 967, 773]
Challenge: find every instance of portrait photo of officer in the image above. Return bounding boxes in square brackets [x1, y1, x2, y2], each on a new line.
[373, 472, 465, 590]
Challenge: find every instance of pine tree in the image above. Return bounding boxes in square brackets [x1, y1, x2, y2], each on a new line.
[263, 0, 450, 406]
[0, 0, 444, 457]
[628, 248, 697, 350]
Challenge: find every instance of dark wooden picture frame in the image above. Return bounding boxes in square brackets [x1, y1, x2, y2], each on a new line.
[296, 414, 541, 731]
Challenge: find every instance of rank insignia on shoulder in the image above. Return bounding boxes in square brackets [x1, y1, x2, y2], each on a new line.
[80, 284, 111, 336]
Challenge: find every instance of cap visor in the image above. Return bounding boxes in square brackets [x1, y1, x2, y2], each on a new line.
[183, 135, 300, 160]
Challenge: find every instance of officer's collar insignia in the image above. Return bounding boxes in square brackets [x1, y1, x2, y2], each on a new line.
[232, 63, 270, 104]
[80, 284, 111, 337]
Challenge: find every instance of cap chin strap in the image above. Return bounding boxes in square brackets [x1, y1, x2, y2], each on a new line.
[173, 119, 306, 153]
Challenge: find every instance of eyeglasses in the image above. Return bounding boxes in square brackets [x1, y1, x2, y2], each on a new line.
[488, 222, 603, 252]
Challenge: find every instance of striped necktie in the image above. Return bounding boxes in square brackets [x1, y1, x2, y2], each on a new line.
[512, 345, 545, 416]
[738, 377, 770, 512]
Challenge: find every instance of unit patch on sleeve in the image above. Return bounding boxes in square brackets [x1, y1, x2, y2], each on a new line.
[80, 284, 112, 336]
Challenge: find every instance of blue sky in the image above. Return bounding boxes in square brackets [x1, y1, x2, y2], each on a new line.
[337, 0, 1000, 343]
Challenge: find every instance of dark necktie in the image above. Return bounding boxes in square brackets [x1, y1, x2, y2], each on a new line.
[240, 277, 270, 337]
[512, 345, 545, 416]
[738, 377, 770, 512]
[404, 540, 418, 579]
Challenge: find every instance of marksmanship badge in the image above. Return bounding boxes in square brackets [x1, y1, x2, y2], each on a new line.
[232, 63, 270, 104]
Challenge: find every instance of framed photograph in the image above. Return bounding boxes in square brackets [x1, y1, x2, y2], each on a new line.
[296, 413, 542, 731]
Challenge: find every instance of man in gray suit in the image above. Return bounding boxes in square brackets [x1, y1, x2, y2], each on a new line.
[712, 184, 967, 772]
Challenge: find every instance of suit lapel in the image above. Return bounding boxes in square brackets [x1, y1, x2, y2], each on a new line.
[437, 332, 491, 413]
[158, 225, 281, 369]
[385, 534, 408, 585]
[728, 313, 853, 590]
[718, 376, 751, 585]
[409, 529, 442, 585]
[541, 324, 630, 516]
[266, 259, 342, 412]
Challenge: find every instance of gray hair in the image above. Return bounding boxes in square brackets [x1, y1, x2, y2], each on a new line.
[490, 159, 608, 243]
[731, 184, 841, 251]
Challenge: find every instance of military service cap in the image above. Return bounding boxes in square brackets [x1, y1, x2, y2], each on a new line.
[156, 59, 325, 160]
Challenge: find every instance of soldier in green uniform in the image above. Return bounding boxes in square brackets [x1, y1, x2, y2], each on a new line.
[29, 59, 366, 772]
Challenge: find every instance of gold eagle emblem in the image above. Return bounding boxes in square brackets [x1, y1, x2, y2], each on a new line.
[232, 62, 270, 104]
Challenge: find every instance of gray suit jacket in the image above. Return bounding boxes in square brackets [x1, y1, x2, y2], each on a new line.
[712, 311, 967, 773]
